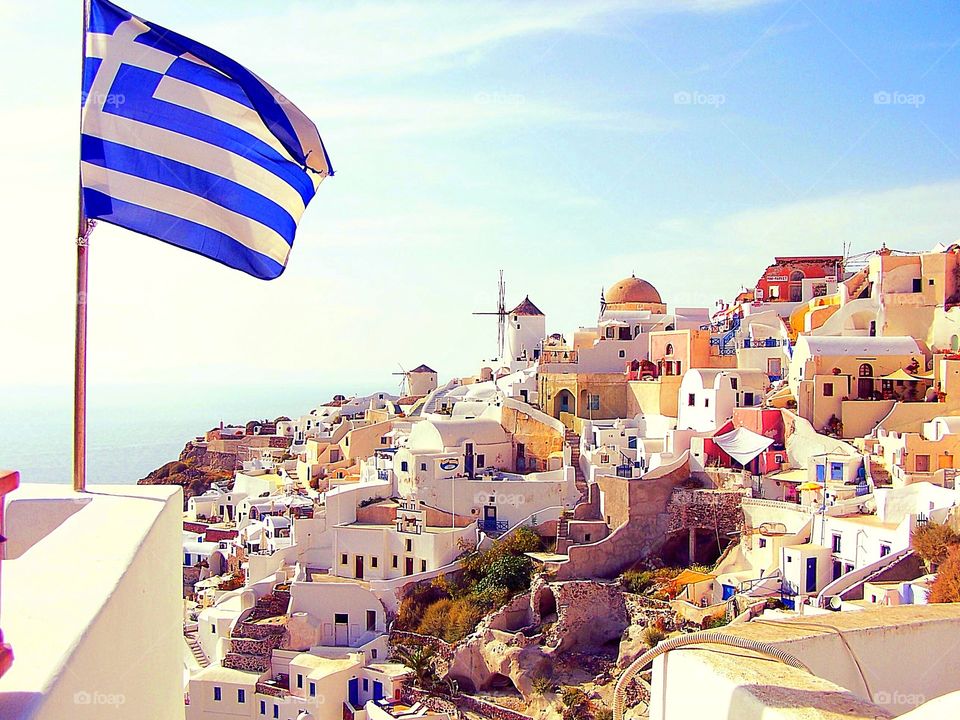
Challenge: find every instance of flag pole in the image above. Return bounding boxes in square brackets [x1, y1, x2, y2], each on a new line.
[75, 0, 92, 492]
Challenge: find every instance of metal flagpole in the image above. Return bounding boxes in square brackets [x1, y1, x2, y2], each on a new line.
[75, 0, 93, 492]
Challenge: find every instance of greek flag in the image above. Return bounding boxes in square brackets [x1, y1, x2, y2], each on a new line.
[81, 0, 332, 279]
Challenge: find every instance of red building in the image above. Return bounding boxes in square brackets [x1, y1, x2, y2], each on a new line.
[755, 256, 842, 303]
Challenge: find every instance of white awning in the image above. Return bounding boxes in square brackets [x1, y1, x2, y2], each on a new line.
[714, 426, 774, 465]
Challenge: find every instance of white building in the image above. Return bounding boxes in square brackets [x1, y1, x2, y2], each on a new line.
[676, 368, 770, 432]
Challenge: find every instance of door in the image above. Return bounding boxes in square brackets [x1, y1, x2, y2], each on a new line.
[805, 557, 818, 594]
[816, 464, 826, 483]
[465, 442, 474, 478]
[916, 454, 930, 473]
[404, 557, 414, 575]
[348, 678, 359, 708]
[483, 505, 497, 532]
[832, 560, 842, 580]
[373, 680, 384, 702]
[335, 614, 349, 645]
[355, 554, 364, 580]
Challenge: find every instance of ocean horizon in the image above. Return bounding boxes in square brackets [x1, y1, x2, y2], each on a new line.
[0, 381, 383, 485]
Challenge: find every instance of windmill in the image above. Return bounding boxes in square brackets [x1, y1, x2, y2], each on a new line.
[391, 363, 409, 396]
[473, 269, 507, 361]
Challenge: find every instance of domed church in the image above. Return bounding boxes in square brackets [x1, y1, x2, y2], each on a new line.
[603, 274, 667, 314]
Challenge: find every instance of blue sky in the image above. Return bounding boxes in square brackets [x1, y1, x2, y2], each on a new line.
[1, 0, 959, 393]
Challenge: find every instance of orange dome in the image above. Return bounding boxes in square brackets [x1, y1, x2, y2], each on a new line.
[606, 275, 662, 305]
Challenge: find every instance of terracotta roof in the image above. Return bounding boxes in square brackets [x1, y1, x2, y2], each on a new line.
[510, 296, 544, 316]
[410, 364, 437, 373]
[606, 274, 662, 305]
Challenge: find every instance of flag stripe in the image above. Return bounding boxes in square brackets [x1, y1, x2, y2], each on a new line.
[82, 162, 291, 266]
[105, 67, 316, 203]
[153, 74, 291, 160]
[81, 135, 298, 243]
[83, 188, 285, 279]
[84, 112, 307, 217]
[165, 56, 254, 110]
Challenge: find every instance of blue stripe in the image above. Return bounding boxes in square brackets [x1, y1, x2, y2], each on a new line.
[82, 57, 102, 108]
[89, 0, 130, 35]
[81, 135, 297, 245]
[106, 65, 316, 206]
[165, 57, 254, 110]
[83, 188, 286, 279]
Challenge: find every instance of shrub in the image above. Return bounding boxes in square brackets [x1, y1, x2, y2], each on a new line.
[642, 626, 666, 647]
[560, 686, 589, 710]
[396, 582, 450, 631]
[912, 522, 960, 571]
[621, 570, 655, 594]
[930, 544, 960, 603]
[477, 554, 534, 594]
[416, 597, 485, 643]
[531, 675, 553, 696]
[416, 598, 454, 638]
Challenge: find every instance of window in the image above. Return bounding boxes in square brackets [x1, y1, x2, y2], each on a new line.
[421, 560, 427, 572]
[335, 613, 348, 624]
[341, 553, 348, 565]
[731, 377, 738, 390]
[310, 682, 316, 697]
[273, 705, 279, 719]
[859, 363, 873, 378]
[372, 648, 378, 659]
[211, 624, 216, 634]
[588, 394, 600, 411]
[912, 278, 922, 293]
[405, 539, 412, 552]
[770, 285, 780, 299]
[704, 397, 710, 408]
[880, 543, 891, 557]
[618, 349, 625, 358]
[688, 393, 696, 407]
[600, 454, 610, 464]
[758, 538, 767, 548]
[297, 674, 303, 689]
[214, 687, 222, 701]
[823, 382, 834, 397]
[260, 700, 266, 715]
[929, 278, 935, 286]
[238, 689, 246, 703]
[371, 556, 378, 568]
[830, 462, 843, 480]
[786, 555, 792, 563]
[401, 461, 409, 472]
[367, 610, 377, 631]
[832, 534, 842, 553]
[477, 454, 485, 467]
[363, 679, 369, 691]
[584, 533, 592, 542]
[392, 555, 398, 568]
[743, 392, 754, 406]
[665, 343, 674, 356]
[380, 436, 388, 444]
[420, 463, 427, 471]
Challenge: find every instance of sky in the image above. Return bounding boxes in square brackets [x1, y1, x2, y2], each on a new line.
[1, 0, 960, 396]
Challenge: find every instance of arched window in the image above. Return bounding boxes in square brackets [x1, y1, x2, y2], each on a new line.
[859, 363, 873, 377]
[665, 343, 674, 356]
[790, 270, 804, 281]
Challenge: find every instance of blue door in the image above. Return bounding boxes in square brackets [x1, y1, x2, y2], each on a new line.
[721, 584, 736, 600]
[373, 681, 384, 701]
[805, 557, 818, 593]
[816, 464, 825, 483]
[348, 678, 359, 707]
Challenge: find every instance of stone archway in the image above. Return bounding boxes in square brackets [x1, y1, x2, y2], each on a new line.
[552, 389, 575, 419]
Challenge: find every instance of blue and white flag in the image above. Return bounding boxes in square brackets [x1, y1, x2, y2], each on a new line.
[81, 0, 332, 279]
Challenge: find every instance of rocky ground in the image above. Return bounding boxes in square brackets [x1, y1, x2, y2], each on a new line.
[137, 441, 233, 505]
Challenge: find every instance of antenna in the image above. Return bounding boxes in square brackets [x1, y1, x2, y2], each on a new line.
[473, 269, 507, 360]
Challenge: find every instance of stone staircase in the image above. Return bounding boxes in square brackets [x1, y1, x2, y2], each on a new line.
[565, 430, 588, 503]
[185, 630, 210, 668]
[222, 588, 291, 673]
[556, 510, 572, 555]
[869, 460, 892, 487]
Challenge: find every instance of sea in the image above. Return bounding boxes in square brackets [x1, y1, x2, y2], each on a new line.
[0, 381, 382, 485]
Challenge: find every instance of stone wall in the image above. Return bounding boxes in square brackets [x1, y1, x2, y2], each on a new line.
[501, 405, 564, 471]
[666, 489, 745, 534]
[403, 685, 534, 720]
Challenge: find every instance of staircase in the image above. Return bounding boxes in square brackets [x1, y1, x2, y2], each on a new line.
[185, 630, 210, 668]
[419, 379, 460, 415]
[286, 465, 300, 485]
[222, 588, 291, 673]
[565, 430, 588, 503]
[556, 510, 572, 555]
[869, 460, 892, 487]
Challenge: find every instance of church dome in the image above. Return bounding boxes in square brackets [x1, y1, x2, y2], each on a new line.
[606, 274, 662, 305]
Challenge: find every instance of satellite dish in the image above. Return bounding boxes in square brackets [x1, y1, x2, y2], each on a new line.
[828, 596, 842, 611]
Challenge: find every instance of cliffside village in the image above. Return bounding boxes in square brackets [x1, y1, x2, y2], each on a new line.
[176, 245, 960, 720]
